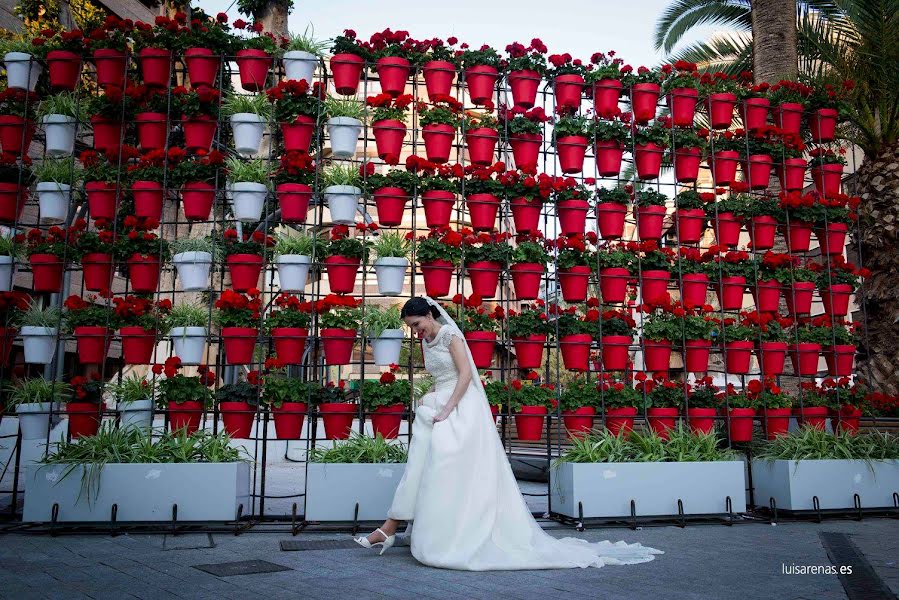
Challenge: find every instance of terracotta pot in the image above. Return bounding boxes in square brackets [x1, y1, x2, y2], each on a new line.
[605, 406, 637, 437]
[371, 404, 405, 439]
[636, 205, 667, 240]
[667, 88, 699, 126]
[375, 56, 410, 96]
[422, 60, 456, 100]
[67, 402, 105, 438]
[464, 331, 496, 368]
[465, 127, 498, 166]
[514, 406, 547, 441]
[464, 65, 498, 105]
[512, 335, 546, 369]
[219, 401, 255, 439]
[329, 54, 365, 95]
[272, 402, 307, 439]
[318, 402, 356, 439]
[647, 407, 680, 439]
[508, 69, 540, 108]
[562, 406, 595, 439]
[643, 339, 672, 372]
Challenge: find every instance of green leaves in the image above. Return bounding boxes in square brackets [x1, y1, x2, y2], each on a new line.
[557, 424, 736, 463]
[308, 431, 407, 463]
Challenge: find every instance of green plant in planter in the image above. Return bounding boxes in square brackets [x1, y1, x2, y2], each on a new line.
[507, 303, 552, 338]
[372, 231, 410, 259]
[704, 249, 754, 281]
[107, 374, 155, 406]
[747, 378, 792, 409]
[633, 122, 669, 148]
[215, 380, 260, 407]
[33, 158, 80, 185]
[20, 299, 61, 329]
[62, 294, 117, 332]
[674, 190, 712, 211]
[156, 373, 214, 410]
[318, 297, 362, 330]
[595, 187, 631, 206]
[324, 96, 365, 121]
[363, 304, 403, 337]
[214, 289, 263, 329]
[274, 230, 323, 257]
[752, 427, 899, 462]
[504, 379, 556, 413]
[261, 370, 314, 408]
[687, 377, 720, 408]
[638, 377, 686, 409]
[449, 295, 503, 334]
[462, 231, 514, 266]
[366, 93, 414, 123]
[483, 375, 508, 408]
[598, 376, 640, 408]
[362, 168, 419, 196]
[166, 302, 210, 330]
[721, 322, 757, 343]
[415, 228, 462, 266]
[511, 236, 551, 266]
[308, 431, 408, 463]
[226, 157, 272, 185]
[0, 235, 19, 259]
[5, 377, 70, 408]
[559, 377, 601, 412]
[221, 92, 274, 119]
[596, 307, 636, 339]
[592, 117, 632, 144]
[552, 111, 592, 143]
[556, 424, 735, 464]
[633, 189, 668, 208]
[170, 237, 223, 261]
[556, 234, 595, 269]
[594, 244, 636, 271]
[719, 387, 756, 410]
[642, 308, 681, 342]
[418, 96, 464, 129]
[361, 370, 411, 410]
[554, 305, 594, 337]
[37, 93, 89, 121]
[326, 225, 369, 261]
[284, 26, 330, 55]
[323, 162, 362, 188]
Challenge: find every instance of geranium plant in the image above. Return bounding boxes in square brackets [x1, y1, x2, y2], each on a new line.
[214, 289, 262, 328]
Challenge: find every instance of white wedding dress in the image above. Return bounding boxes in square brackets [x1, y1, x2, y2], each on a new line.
[385, 299, 663, 571]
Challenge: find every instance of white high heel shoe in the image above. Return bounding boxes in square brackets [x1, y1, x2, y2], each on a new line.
[353, 527, 395, 555]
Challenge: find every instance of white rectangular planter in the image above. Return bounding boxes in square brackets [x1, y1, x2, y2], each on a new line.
[751, 459, 899, 511]
[305, 462, 405, 521]
[550, 461, 746, 519]
[23, 462, 250, 522]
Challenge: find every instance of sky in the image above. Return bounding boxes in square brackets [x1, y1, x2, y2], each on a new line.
[202, 0, 717, 67]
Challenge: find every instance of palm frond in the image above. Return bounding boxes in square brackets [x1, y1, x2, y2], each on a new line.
[655, 0, 752, 53]
[665, 32, 754, 75]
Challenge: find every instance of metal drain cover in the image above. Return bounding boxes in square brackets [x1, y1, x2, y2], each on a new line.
[192, 560, 292, 577]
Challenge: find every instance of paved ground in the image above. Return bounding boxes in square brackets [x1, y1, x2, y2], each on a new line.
[1, 518, 896, 600]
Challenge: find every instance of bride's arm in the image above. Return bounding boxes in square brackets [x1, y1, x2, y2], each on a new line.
[433, 336, 472, 422]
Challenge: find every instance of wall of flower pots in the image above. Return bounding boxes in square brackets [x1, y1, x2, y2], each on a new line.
[1, 11, 898, 523]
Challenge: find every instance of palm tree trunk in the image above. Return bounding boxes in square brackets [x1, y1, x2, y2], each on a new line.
[257, 0, 289, 38]
[750, 0, 798, 82]
[854, 142, 899, 394]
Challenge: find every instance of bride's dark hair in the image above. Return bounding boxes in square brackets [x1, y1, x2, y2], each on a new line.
[401, 297, 440, 319]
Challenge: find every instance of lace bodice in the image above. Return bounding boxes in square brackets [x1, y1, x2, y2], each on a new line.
[423, 325, 461, 392]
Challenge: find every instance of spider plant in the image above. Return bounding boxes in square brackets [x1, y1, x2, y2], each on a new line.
[285, 25, 330, 56]
[221, 92, 273, 120]
[372, 231, 411, 259]
[274, 230, 323, 257]
[20, 299, 61, 328]
[33, 158, 80, 184]
[308, 431, 408, 463]
[225, 157, 271, 185]
[324, 97, 366, 121]
[37, 92, 88, 120]
[169, 236, 223, 260]
[107, 374, 155, 406]
[555, 424, 737, 464]
[6, 378, 71, 407]
[323, 162, 361, 188]
[363, 304, 404, 337]
[752, 427, 899, 462]
[166, 302, 210, 329]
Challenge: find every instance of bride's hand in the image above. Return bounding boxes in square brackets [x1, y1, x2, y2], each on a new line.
[433, 410, 451, 423]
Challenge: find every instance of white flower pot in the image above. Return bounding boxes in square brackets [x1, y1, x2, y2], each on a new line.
[172, 251, 212, 291]
[230, 181, 268, 222]
[0, 255, 15, 292]
[230, 113, 265, 155]
[324, 185, 361, 224]
[4, 52, 42, 92]
[16, 402, 55, 440]
[283, 50, 318, 84]
[36, 182, 71, 224]
[373, 257, 409, 296]
[170, 326, 207, 365]
[275, 254, 311, 292]
[326, 116, 362, 158]
[118, 398, 154, 431]
[370, 328, 404, 366]
[41, 115, 77, 157]
[21, 326, 58, 365]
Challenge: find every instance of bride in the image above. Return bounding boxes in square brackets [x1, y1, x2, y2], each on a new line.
[353, 296, 663, 570]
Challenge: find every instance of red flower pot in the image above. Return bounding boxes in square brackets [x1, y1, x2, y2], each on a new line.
[132, 180, 164, 220]
[554, 74, 584, 109]
[375, 56, 410, 96]
[465, 331, 496, 368]
[820, 283, 853, 317]
[489, 404, 500, 424]
[761, 408, 791, 440]
[742, 97, 770, 130]
[181, 181, 216, 221]
[330, 53, 365, 95]
[169, 400, 203, 434]
[81, 252, 114, 292]
[684, 339, 712, 372]
[226, 254, 263, 292]
[605, 406, 637, 437]
[596, 202, 627, 239]
[276, 183, 312, 223]
[724, 340, 754, 374]
[832, 405, 862, 434]
[510, 133, 542, 171]
[510, 263, 543, 300]
[184, 48, 221, 89]
[372, 119, 406, 161]
[809, 108, 838, 143]
[281, 115, 315, 153]
[67, 402, 105, 439]
[510, 197, 542, 234]
[30, 254, 64, 293]
[726, 408, 756, 442]
[465, 127, 498, 166]
[706, 92, 737, 129]
[712, 212, 742, 248]
[515, 406, 547, 441]
[815, 222, 848, 256]
[793, 406, 828, 430]
[824, 344, 855, 377]
[745, 154, 773, 190]
[128, 254, 161, 293]
[643, 339, 672, 372]
[319, 402, 356, 440]
[675, 208, 707, 244]
[558, 265, 591, 302]
[509, 69, 540, 108]
[92, 49, 126, 88]
[219, 401, 255, 439]
[466, 193, 500, 231]
[754, 279, 781, 313]
[557, 135, 589, 174]
[687, 407, 717, 434]
[634, 143, 665, 180]
[747, 215, 778, 250]
[422, 60, 456, 100]
[221, 327, 258, 365]
[0, 327, 14, 363]
[594, 140, 624, 177]
[784, 221, 813, 253]
[372, 186, 408, 227]
[271, 327, 309, 365]
[631, 83, 660, 123]
[562, 406, 595, 439]
[138, 48, 172, 88]
[680, 273, 709, 307]
[119, 326, 156, 364]
[647, 407, 680, 439]
[421, 189, 455, 228]
[420, 260, 455, 297]
[708, 150, 740, 187]
[324, 255, 360, 294]
[371, 404, 405, 439]
[560, 333, 592, 371]
[0, 182, 26, 223]
[512, 335, 546, 369]
[636, 205, 667, 241]
[599, 267, 630, 303]
[466, 260, 502, 298]
[85, 181, 118, 221]
[667, 88, 699, 126]
[464, 65, 498, 105]
[272, 402, 307, 440]
[46, 51, 81, 90]
[321, 328, 356, 365]
[789, 342, 821, 376]
[641, 270, 671, 304]
[715, 276, 746, 311]
[774, 102, 804, 134]
[0, 115, 34, 156]
[135, 112, 169, 152]
[557, 199, 590, 236]
[777, 158, 807, 192]
[182, 115, 217, 153]
[757, 341, 788, 376]
[811, 164, 843, 197]
[784, 281, 816, 316]
[91, 116, 121, 153]
[673, 147, 702, 183]
[600, 335, 631, 371]
[592, 79, 623, 116]
[73, 326, 112, 364]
